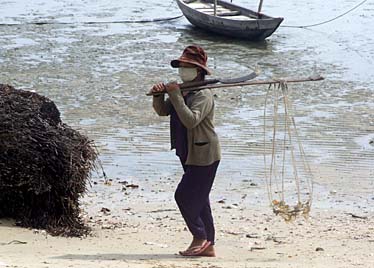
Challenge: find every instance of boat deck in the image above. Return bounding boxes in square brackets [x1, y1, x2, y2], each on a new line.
[186, 1, 255, 21]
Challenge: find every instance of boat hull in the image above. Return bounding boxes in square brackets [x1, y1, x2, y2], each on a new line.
[177, 0, 283, 40]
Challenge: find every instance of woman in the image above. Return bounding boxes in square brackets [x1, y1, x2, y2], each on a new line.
[152, 45, 221, 257]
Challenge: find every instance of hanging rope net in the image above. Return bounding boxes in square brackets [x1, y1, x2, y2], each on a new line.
[263, 81, 314, 222]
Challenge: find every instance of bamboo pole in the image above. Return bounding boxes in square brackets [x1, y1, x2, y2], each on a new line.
[146, 75, 324, 96]
[214, 0, 217, 16]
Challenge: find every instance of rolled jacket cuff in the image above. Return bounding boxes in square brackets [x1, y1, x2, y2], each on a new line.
[168, 89, 184, 103]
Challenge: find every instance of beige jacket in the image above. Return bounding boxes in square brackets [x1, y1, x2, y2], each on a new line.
[153, 89, 221, 166]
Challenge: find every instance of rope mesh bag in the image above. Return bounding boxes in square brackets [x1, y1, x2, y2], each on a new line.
[263, 81, 313, 222]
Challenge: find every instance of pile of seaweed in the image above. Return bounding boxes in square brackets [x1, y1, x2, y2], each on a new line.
[0, 84, 97, 236]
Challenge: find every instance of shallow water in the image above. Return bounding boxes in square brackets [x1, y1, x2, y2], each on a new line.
[0, 0, 373, 209]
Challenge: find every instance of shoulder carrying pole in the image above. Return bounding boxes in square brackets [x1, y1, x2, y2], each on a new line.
[146, 75, 324, 96]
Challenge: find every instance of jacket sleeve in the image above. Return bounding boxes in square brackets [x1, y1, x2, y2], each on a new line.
[152, 94, 172, 116]
[168, 89, 213, 129]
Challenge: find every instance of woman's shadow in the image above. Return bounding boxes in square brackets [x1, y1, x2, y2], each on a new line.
[54, 253, 187, 261]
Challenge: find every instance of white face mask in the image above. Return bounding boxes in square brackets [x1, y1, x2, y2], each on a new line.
[178, 67, 198, 82]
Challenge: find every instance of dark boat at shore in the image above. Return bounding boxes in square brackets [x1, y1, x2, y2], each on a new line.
[176, 0, 283, 40]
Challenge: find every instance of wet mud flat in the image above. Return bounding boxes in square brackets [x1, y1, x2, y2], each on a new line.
[0, 0, 373, 218]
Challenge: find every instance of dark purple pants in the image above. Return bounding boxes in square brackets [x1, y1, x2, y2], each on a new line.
[174, 160, 220, 245]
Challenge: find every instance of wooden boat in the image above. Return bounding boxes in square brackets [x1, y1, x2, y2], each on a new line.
[176, 0, 284, 40]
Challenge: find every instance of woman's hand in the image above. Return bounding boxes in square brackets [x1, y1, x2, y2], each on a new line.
[165, 82, 180, 93]
[151, 82, 180, 94]
[151, 83, 166, 93]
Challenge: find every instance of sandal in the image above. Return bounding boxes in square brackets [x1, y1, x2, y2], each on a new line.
[180, 241, 212, 256]
[179, 245, 204, 256]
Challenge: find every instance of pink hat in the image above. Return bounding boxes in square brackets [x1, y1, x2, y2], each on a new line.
[171, 45, 212, 75]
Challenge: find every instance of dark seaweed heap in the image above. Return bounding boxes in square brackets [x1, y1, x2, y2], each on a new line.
[0, 84, 97, 236]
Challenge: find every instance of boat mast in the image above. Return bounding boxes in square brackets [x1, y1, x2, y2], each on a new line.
[257, 0, 264, 16]
[214, 0, 217, 16]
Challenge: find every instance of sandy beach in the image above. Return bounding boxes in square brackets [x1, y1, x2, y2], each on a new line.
[1, 159, 373, 268]
[1, 179, 373, 268]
